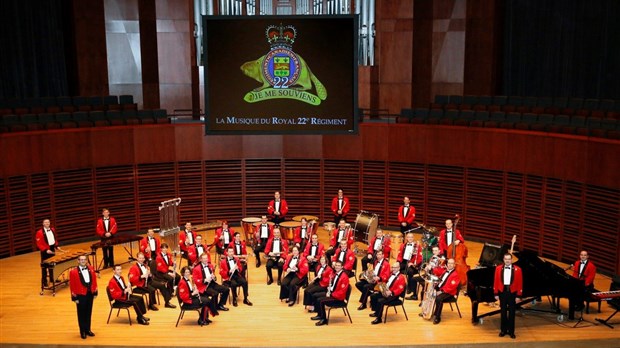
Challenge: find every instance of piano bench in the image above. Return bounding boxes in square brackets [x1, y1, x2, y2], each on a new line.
[586, 289, 602, 314]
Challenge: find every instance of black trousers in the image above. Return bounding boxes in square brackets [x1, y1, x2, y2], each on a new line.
[101, 237, 114, 267]
[40, 250, 54, 286]
[279, 273, 305, 302]
[399, 261, 419, 294]
[224, 273, 249, 300]
[266, 258, 283, 281]
[314, 292, 345, 320]
[303, 282, 327, 306]
[75, 290, 94, 334]
[253, 238, 269, 265]
[433, 292, 455, 319]
[155, 272, 181, 295]
[182, 296, 211, 321]
[370, 292, 398, 317]
[137, 278, 172, 305]
[203, 281, 229, 306]
[400, 223, 412, 234]
[361, 253, 376, 271]
[499, 289, 517, 334]
[271, 215, 285, 225]
[355, 279, 375, 304]
[116, 294, 147, 318]
[324, 247, 336, 263]
[333, 214, 346, 224]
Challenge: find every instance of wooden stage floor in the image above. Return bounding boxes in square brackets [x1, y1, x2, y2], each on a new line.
[1, 226, 618, 348]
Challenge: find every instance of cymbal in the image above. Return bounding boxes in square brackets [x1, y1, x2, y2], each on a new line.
[426, 226, 438, 234]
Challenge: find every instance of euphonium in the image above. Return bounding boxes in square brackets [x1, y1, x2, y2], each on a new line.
[378, 282, 390, 298]
[360, 264, 376, 284]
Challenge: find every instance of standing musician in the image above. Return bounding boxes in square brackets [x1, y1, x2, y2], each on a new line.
[438, 219, 464, 257]
[69, 255, 98, 339]
[154, 243, 180, 300]
[229, 232, 249, 276]
[178, 266, 214, 325]
[431, 258, 460, 325]
[219, 247, 253, 307]
[369, 262, 407, 324]
[213, 221, 234, 255]
[397, 232, 424, 300]
[494, 253, 523, 339]
[331, 189, 350, 224]
[397, 196, 416, 234]
[36, 218, 58, 287]
[361, 228, 392, 272]
[107, 265, 149, 325]
[128, 252, 173, 310]
[187, 234, 210, 266]
[293, 217, 313, 251]
[303, 255, 333, 311]
[268, 191, 289, 224]
[179, 222, 196, 267]
[280, 246, 309, 306]
[310, 260, 350, 326]
[411, 246, 444, 301]
[324, 219, 354, 261]
[96, 208, 118, 269]
[193, 252, 230, 312]
[356, 250, 390, 310]
[139, 228, 160, 262]
[331, 239, 356, 278]
[571, 250, 596, 311]
[303, 234, 325, 275]
[253, 215, 273, 268]
[265, 228, 289, 285]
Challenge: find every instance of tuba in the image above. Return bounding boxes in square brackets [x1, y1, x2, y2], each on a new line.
[420, 278, 438, 319]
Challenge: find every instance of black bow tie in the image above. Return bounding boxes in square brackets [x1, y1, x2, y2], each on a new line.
[581, 261, 586, 264]
[404, 205, 409, 207]
[104, 218, 109, 220]
[81, 267, 88, 271]
[504, 267, 511, 269]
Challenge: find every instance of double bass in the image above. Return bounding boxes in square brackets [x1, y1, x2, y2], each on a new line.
[446, 214, 469, 287]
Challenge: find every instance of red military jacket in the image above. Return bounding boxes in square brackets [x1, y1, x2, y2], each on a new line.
[397, 241, 423, 265]
[331, 247, 356, 271]
[187, 244, 210, 265]
[385, 272, 407, 297]
[155, 252, 175, 274]
[331, 196, 350, 216]
[96, 217, 118, 238]
[436, 268, 460, 296]
[219, 256, 244, 281]
[193, 262, 216, 294]
[438, 228, 465, 254]
[367, 235, 392, 256]
[139, 236, 161, 260]
[178, 229, 196, 252]
[303, 242, 325, 260]
[128, 262, 150, 287]
[293, 224, 314, 244]
[229, 240, 248, 257]
[314, 263, 334, 287]
[264, 237, 289, 259]
[329, 228, 355, 248]
[398, 205, 416, 224]
[214, 227, 235, 250]
[283, 254, 309, 279]
[268, 199, 289, 219]
[373, 258, 391, 283]
[108, 275, 130, 301]
[35, 227, 58, 252]
[494, 264, 524, 296]
[69, 264, 98, 301]
[327, 270, 350, 301]
[178, 277, 196, 304]
[254, 223, 273, 241]
[572, 260, 596, 287]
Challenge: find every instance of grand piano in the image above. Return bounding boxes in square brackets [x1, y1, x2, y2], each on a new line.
[467, 249, 584, 323]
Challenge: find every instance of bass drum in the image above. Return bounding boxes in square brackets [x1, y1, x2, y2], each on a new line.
[353, 211, 379, 244]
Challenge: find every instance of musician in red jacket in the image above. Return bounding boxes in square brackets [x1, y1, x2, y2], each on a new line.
[397, 232, 424, 300]
[139, 228, 160, 261]
[293, 217, 313, 251]
[397, 196, 416, 234]
[178, 266, 214, 325]
[303, 234, 325, 275]
[331, 239, 356, 277]
[219, 247, 253, 307]
[253, 215, 273, 268]
[193, 253, 230, 312]
[36, 218, 58, 287]
[362, 228, 392, 271]
[107, 265, 149, 325]
[370, 262, 407, 324]
[268, 191, 289, 224]
[265, 228, 289, 285]
[69, 255, 98, 339]
[213, 221, 235, 255]
[96, 208, 118, 268]
[279, 246, 309, 306]
[494, 253, 523, 339]
[303, 255, 333, 310]
[356, 250, 390, 310]
[325, 219, 355, 261]
[187, 234, 210, 266]
[128, 252, 172, 311]
[572, 250, 596, 289]
[229, 232, 249, 276]
[432, 258, 460, 324]
[179, 222, 196, 266]
[438, 219, 465, 256]
[331, 189, 350, 223]
[311, 260, 350, 326]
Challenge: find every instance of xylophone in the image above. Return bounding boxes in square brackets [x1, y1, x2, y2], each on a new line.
[90, 234, 143, 273]
[40, 248, 92, 296]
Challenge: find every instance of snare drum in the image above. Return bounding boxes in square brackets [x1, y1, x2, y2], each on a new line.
[353, 211, 379, 244]
[279, 221, 301, 241]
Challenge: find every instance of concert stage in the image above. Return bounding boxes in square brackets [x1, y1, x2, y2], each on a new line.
[1, 227, 618, 348]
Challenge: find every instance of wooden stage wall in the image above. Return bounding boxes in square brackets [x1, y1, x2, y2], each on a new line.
[0, 124, 619, 275]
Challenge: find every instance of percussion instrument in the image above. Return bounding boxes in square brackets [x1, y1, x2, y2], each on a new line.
[40, 248, 92, 296]
[279, 221, 301, 241]
[193, 220, 223, 231]
[323, 222, 336, 232]
[253, 221, 275, 227]
[292, 215, 319, 222]
[353, 211, 379, 245]
[90, 234, 142, 272]
[241, 217, 261, 248]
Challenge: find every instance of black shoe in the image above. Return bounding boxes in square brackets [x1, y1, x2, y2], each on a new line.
[288, 302, 295, 307]
[205, 318, 213, 324]
[277, 280, 281, 286]
[307, 309, 316, 313]
[80, 332, 87, 339]
[357, 304, 367, 310]
[233, 299, 238, 307]
[433, 317, 441, 325]
[165, 302, 176, 309]
[218, 305, 229, 311]
[315, 319, 328, 326]
[369, 313, 377, 317]
[138, 317, 149, 325]
[371, 318, 382, 324]
[499, 332, 506, 337]
[143, 316, 150, 321]
[405, 295, 418, 301]
[198, 319, 205, 326]
[510, 334, 516, 339]
[256, 261, 261, 268]
[310, 315, 322, 321]
[243, 299, 253, 306]
[86, 331, 95, 337]
[267, 279, 273, 285]
[149, 304, 159, 311]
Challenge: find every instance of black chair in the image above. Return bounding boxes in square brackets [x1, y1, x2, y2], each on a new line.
[382, 288, 409, 323]
[175, 293, 204, 327]
[443, 285, 462, 318]
[106, 287, 133, 325]
[326, 286, 353, 324]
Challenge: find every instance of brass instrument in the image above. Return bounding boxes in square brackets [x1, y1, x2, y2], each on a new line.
[378, 282, 390, 298]
[420, 278, 438, 319]
[359, 264, 377, 284]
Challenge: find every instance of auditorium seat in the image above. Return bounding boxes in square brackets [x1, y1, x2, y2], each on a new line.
[55, 112, 78, 128]
[599, 118, 618, 131]
[19, 114, 43, 131]
[454, 110, 474, 126]
[153, 109, 169, 124]
[590, 110, 605, 119]
[426, 109, 444, 124]
[530, 113, 554, 131]
[470, 110, 489, 127]
[521, 113, 538, 125]
[106, 110, 125, 126]
[72, 111, 93, 128]
[607, 130, 620, 139]
[58, 96, 76, 113]
[449, 95, 463, 105]
[607, 111, 620, 120]
[73, 96, 92, 112]
[507, 95, 523, 107]
[583, 99, 599, 110]
[490, 111, 506, 124]
[440, 109, 459, 125]
[411, 108, 429, 124]
[598, 99, 614, 111]
[399, 108, 414, 124]
[434, 95, 450, 105]
[493, 95, 507, 107]
[514, 122, 530, 130]
[1, 115, 26, 132]
[590, 128, 607, 138]
[586, 117, 602, 130]
[89, 111, 110, 127]
[89, 96, 106, 111]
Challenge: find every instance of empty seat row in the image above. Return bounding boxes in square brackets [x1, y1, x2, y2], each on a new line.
[0, 95, 137, 115]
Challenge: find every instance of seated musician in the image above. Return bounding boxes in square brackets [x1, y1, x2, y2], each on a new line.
[438, 219, 464, 257]
[265, 228, 289, 285]
[193, 252, 230, 312]
[229, 232, 249, 276]
[324, 219, 354, 261]
[219, 247, 253, 307]
[154, 243, 181, 297]
[187, 234, 210, 266]
[311, 260, 351, 326]
[253, 216, 273, 268]
[213, 221, 234, 256]
[128, 252, 174, 310]
[107, 265, 149, 325]
[411, 246, 444, 301]
[356, 250, 390, 310]
[303, 234, 325, 275]
[280, 246, 309, 306]
[398, 196, 416, 234]
[431, 258, 460, 324]
[96, 208, 118, 269]
[361, 228, 391, 271]
[572, 250, 597, 311]
[331, 239, 356, 278]
[396, 232, 423, 300]
[303, 255, 333, 311]
[293, 217, 312, 251]
[179, 222, 196, 267]
[35, 218, 58, 287]
[369, 262, 407, 324]
[139, 228, 160, 262]
[178, 266, 213, 325]
[268, 191, 289, 225]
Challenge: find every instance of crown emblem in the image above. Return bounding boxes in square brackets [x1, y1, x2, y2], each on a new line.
[265, 23, 297, 50]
